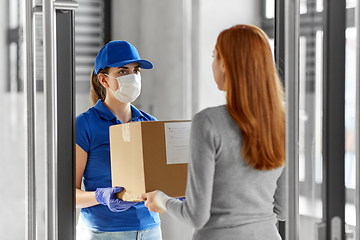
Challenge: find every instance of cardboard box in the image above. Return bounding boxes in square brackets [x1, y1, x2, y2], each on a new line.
[109, 120, 191, 201]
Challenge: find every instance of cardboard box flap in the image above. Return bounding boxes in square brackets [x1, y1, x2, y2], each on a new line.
[110, 122, 146, 195]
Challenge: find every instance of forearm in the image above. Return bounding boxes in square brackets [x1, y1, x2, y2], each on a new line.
[76, 188, 99, 208]
[154, 191, 172, 211]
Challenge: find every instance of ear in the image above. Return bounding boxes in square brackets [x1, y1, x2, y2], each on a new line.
[220, 58, 226, 76]
[98, 73, 109, 88]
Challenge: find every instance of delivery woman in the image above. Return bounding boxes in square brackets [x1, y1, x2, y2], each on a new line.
[76, 40, 162, 240]
[141, 24, 286, 240]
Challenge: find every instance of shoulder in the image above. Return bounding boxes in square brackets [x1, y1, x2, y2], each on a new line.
[131, 105, 157, 121]
[76, 107, 98, 128]
[192, 105, 238, 139]
[193, 105, 227, 123]
[77, 107, 93, 121]
[139, 110, 157, 121]
[191, 105, 227, 134]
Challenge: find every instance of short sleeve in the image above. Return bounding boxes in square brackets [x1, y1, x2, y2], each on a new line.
[76, 114, 91, 153]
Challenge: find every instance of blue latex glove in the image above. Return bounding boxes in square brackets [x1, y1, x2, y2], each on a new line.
[176, 197, 185, 201]
[95, 186, 138, 212]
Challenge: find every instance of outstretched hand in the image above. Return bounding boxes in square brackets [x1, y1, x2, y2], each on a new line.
[140, 190, 165, 214]
[95, 186, 138, 212]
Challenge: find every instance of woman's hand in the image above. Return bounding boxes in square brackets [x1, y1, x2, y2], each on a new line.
[95, 186, 138, 212]
[140, 190, 165, 214]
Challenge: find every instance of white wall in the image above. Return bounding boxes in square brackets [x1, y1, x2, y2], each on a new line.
[112, 0, 191, 121]
[197, 0, 261, 111]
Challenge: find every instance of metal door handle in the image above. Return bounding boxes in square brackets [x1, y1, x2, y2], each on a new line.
[54, 1, 79, 11]
[24, 0, 36, 239]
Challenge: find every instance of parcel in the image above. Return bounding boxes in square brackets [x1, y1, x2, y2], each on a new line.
[109, 120, 191, 201]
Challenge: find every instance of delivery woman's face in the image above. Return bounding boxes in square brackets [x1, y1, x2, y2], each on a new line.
[106, 62, 141, 90]
[212, 47, 225, 91]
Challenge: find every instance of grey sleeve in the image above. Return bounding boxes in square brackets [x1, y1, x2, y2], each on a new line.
[166, 113, 216, 229]
[273, 167, 286, 221]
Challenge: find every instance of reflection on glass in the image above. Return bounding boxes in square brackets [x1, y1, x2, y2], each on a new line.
[314, 31, 323, 185]
[345, 26, 356, 234]
[298, 32, 323, 240]
[345, 27, 356, 191]
[299, 37, 307, 182]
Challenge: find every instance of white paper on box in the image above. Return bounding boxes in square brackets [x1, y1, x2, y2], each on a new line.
[164, 122, 191, 164]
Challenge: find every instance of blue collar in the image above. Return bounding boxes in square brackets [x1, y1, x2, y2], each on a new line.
[94, 99, 144, 122]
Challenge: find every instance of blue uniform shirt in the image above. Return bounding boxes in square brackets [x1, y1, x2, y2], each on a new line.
[76, 99, 160, 232]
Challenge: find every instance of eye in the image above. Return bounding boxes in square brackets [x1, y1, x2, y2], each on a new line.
[134, 69, 141, 74]
[119, 70, 128, 75]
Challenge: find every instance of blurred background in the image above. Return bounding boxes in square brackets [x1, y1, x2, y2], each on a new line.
[0, 0, 357, 239]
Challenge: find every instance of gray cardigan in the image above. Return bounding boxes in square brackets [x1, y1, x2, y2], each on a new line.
[155, 105, 285, 240]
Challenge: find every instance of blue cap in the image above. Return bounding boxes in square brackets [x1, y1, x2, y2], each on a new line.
[94, 40, 153, 74]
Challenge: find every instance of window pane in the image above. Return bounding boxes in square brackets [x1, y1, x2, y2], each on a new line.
[346, 0, 356, 8]
[266, 0, 275, 19]
[317, 0, 323, 12]
[300, 0, 307, 14]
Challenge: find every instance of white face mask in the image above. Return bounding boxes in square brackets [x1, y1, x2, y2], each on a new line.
[105, 73, 141, 103]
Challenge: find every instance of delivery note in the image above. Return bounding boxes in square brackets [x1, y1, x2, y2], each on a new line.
[164, 122, 191, 164]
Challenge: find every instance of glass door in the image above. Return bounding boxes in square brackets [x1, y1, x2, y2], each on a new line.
[278, 0, 356, 239]
[23, 0, 77, 239]
[262, 0, 358, 239]
[0, 0, 108, 239]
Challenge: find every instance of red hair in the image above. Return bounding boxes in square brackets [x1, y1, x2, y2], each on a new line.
[216, 24, 285, 170]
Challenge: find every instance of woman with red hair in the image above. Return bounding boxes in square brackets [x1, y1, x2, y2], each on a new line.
[141, 24, 286, 240]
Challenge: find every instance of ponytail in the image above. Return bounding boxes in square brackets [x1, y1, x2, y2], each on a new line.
[90, 68, 108, 105]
